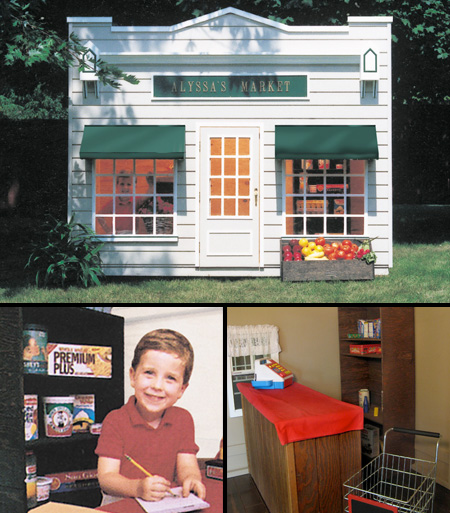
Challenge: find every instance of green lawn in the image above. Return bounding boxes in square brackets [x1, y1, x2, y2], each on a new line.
[1, 243, 449, 303]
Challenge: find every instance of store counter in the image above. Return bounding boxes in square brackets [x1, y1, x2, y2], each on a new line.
[238, 382, 363, 513]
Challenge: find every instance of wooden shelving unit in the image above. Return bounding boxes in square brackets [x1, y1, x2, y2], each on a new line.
[0, 307, 124, 511]
[338, 307, 415, 458]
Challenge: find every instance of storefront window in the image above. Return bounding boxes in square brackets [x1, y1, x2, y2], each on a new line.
[94, 159, 175, 236]
[284, 159, 365, 236]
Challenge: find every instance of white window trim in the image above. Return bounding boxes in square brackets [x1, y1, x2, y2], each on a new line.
[282, 159, 368, 237]
[92, 159, 178, 240]
[227, 352, 279, 418]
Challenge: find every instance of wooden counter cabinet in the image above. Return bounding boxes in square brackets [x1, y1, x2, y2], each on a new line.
[241, 395, 361, 513]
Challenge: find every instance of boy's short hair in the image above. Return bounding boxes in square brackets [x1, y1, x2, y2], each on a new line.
[132, 329, 194, 385]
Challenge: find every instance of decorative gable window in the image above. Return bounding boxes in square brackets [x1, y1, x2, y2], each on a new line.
[80, 41, 99, 98]
[360, 48, 380, 99]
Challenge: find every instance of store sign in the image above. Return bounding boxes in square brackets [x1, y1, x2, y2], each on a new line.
[153, 75, 307, 99]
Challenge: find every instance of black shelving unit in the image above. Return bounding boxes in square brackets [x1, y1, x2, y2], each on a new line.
[0, 307, 124, 511]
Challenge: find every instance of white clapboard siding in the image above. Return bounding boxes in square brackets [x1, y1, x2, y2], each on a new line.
[67, 8, 393, 277]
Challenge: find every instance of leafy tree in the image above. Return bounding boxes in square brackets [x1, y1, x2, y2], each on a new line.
[0, 83, 67, 118]
[1, 0, 139, 89]
[175, 0, 450, 104]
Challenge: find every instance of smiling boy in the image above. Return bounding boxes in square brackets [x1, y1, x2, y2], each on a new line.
[95, 329, 206, 505]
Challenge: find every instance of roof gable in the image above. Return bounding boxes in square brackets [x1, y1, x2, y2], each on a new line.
[160, 7, 292, 33]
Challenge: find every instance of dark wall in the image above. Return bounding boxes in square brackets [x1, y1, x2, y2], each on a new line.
[393, 105, 450, 205]
[0, 120, 68, 218]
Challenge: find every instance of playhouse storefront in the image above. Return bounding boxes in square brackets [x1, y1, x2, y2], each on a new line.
[68, 8, 393, 276]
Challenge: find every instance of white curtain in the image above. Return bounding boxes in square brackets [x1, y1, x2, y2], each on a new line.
[227, 325, 280, 357]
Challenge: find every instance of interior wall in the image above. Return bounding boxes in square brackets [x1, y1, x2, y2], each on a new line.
[415, 307, 450, 489]
[227, 306, 341, 477]
[227, 306, 449, 489]
[113, 306, 223, 458]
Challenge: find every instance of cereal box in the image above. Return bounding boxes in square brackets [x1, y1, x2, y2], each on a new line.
[47, 344, 112, 378]
[24, 395, 39, 441]
[73, 395, 95, 433]
[357, 319, 382, 339]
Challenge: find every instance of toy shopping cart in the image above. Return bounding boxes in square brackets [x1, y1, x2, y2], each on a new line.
[344, 427, 441, 513]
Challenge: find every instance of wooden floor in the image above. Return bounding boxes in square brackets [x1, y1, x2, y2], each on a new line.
[228, 474, 450, 513]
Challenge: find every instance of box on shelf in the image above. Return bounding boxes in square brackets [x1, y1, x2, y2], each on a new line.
[357, 319, 381, 338]
[73, 395, 95, 433]
[349, 344, 382, 355]
[362, 424, 380, 458]
[45, 469, 98, 494]
[47, 343, 112, 378]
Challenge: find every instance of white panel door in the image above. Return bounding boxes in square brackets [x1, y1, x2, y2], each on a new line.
[199, 127, 260, 267]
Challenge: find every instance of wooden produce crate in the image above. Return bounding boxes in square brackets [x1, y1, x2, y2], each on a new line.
[281, 239, 374, 282]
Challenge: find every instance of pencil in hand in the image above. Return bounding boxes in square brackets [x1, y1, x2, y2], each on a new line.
[124, 454, 177, 497]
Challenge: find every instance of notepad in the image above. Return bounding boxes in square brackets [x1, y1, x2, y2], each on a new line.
[135, 487, 210, 513]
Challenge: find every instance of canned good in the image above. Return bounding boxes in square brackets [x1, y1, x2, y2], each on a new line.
[23, 324, 48, 374]
[43, 396, 74, 437]
[25, 450, 37, 509]
[359, 389, 370, 409]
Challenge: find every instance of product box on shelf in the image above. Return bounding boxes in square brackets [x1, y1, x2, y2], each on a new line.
[357, 319, 381, 338]
[349, 344, 382, 355]
[362, 424, 380, 458]
[47, 344, 112, 378]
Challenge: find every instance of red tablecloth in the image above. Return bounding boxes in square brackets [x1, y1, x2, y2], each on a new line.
[95, 470, 222, 513]
[238, 382, 363, 445]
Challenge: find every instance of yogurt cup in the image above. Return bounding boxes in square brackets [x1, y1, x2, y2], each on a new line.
[36, 477, 53, 502]
[43, 396, 74, 437]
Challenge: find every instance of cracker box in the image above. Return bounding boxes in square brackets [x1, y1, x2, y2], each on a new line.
[47, 344, 112, 378]
[45, 469, 98, 494]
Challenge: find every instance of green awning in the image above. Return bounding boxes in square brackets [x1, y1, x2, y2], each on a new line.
[275, 125, 379, 159]
[80, 125, 185, 159]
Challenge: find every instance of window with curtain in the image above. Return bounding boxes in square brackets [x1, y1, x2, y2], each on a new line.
[227, 325, 280, 417]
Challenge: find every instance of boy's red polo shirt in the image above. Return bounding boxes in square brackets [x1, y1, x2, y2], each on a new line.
[95, 395, 199, 484]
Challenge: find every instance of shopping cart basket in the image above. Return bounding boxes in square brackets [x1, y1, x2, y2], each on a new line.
[344, 427, 441, 513]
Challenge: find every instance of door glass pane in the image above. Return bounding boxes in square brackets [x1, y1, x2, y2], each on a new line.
[209, 136, 252, 217]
